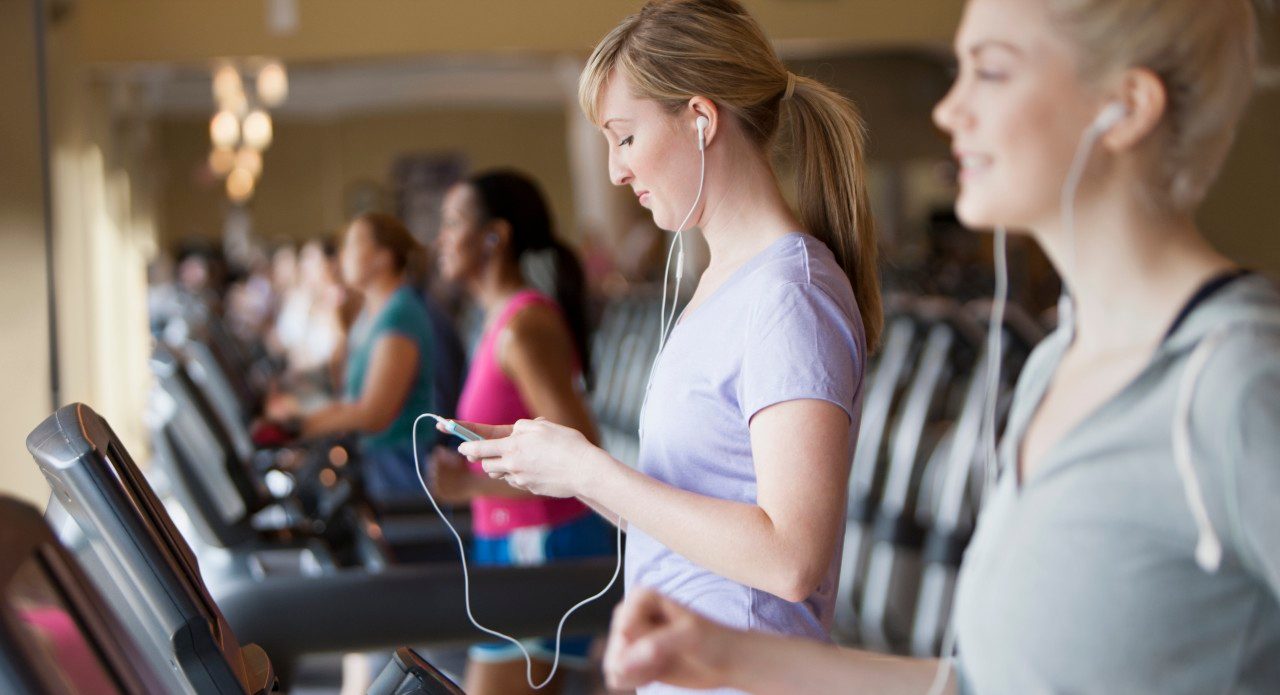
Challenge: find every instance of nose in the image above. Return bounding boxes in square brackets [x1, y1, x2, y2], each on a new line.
[932, 78, 968, 136]
[608, 148, 632, 188]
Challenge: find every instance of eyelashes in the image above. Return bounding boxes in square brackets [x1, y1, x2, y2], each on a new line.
[619, 135, 634, 147]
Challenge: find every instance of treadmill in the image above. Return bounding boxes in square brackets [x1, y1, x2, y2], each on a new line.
[0, 496, 162, 694]
[857, 298, 983, 653]
[28, 404, 276, 694]
[28, 403, 620, 687]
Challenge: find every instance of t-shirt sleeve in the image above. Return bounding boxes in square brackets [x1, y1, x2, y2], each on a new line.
[373, 293, 432, 353]
[1221, 333, 1280, 602]
[738, 280, 862, 423]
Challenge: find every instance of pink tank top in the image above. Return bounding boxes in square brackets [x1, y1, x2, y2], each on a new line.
[456, 289, 591, 537]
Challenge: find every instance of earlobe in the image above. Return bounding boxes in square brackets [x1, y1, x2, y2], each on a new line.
[687, 96, 718, 149]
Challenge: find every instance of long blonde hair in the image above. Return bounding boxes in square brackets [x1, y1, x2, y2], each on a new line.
[579, 0, 883, 349]
[1048, 0, 1258, 211]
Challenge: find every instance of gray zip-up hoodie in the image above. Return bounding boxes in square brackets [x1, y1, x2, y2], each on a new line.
[953, 274, 1280, 694]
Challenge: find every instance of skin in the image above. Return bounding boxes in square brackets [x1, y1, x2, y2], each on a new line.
[454, 67, 854, 610]
[583, 0, 1242, 691]
[431, 182, 602, 695]
[267, 220, 420, 439]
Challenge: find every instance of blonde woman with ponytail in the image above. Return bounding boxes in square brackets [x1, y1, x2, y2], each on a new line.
[450, 2, 877, 691]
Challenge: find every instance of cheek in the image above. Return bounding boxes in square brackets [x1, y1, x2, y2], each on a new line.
[961, 91, 1081, 227]
[636, 135, 699, 227]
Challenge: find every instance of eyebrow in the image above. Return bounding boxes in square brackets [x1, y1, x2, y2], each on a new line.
[966, 40, 1024, 58]
[602, 118, 632, 130]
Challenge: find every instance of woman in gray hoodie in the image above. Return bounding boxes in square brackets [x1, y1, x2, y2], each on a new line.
[597, 0, 1280, 693]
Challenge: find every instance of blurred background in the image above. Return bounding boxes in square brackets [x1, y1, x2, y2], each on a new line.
[1, 1, 1278, 692]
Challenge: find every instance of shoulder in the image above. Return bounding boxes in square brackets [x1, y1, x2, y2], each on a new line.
[379, 287, 430, 328]
[506, 298, 568, 344]
[745, 234, 858, 324]
[1188, 276, 1280, 413]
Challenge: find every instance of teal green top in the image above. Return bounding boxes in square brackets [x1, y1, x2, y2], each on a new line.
[344, 284, 436, 451]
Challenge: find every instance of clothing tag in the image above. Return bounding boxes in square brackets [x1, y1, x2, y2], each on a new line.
[509, 525, 549, 565]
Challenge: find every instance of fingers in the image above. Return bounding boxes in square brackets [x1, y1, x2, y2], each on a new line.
[480, 459, 518, 486]
[612, 588, 669, 642]
[438, 419, 513, 439]
[458, 437, 506, 460]
[607, 618, 694, 689]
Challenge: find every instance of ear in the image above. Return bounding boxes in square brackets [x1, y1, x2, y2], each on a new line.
[485, 218, 513, 253]
[1100, 67, 1167, 152]
[685, 96, 720, 149]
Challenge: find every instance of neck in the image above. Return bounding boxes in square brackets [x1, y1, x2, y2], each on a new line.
[694, 137, 803, 272]
[362, 273, 403, 312]
[1033, 192, 1234, 354]
[469, 259, 526, 313]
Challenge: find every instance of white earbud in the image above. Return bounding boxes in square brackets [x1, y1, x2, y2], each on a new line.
[696, 115, 709, 151]
[1091, 101, 1128, 134]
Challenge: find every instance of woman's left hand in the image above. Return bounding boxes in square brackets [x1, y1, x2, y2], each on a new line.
[456, 418, 604, 498]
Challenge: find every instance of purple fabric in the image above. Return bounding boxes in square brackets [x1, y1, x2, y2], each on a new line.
[627, 233, 866, 695]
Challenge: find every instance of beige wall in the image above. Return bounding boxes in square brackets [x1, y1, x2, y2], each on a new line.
[0, 0, 54, 507]
[1201, 59, 1280, 272]
[77, 1, 963, 64]
[156, 106, 575, 247]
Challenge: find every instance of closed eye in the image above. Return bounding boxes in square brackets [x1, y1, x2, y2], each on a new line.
[619, 135, 634, 147]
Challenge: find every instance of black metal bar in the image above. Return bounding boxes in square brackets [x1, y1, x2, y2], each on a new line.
[32, 0, 61, 410]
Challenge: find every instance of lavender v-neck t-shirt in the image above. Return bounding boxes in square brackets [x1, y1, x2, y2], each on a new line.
[627, 233, 866, 694]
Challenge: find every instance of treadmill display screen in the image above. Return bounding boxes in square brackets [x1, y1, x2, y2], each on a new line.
[9, 558, 121, 695]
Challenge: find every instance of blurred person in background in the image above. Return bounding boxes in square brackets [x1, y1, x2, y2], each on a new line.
[267, 214, 437, 503]
[429, 169, 611, 695]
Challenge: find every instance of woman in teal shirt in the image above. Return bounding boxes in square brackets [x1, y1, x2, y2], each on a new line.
[277, 213, 436, 502]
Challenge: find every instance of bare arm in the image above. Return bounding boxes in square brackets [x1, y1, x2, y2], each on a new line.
[465, 398, 852, 602]
[301, 333, 417, 438]
[502, 305, 601, 444]
[605, 588, 954, 694]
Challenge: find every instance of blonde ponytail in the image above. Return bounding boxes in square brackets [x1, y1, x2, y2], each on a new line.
[785, 76, 882, 349]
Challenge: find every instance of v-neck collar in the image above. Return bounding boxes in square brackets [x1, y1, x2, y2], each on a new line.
[1007, 271, 1256, 490]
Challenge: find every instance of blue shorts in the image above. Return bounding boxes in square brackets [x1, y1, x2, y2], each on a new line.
[468, 513, 616, 667]
[359, 441, 429, 504]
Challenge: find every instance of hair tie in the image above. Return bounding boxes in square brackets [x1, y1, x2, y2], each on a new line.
[782, 72, 796, 101]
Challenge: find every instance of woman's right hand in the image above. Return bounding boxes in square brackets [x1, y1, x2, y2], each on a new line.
[603, 588, 734, 691]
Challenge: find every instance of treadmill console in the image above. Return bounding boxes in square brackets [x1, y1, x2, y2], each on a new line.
[369, 647, 466, 695]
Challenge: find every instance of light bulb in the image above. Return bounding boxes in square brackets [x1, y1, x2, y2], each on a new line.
[242, 110, 273, 150]
[208, 147, 235, 176]
[212, 65, 243, 104]
[257, 61, 288, 107]
[235, 147, 262, 178]
[227, 167, 255, 203]
[210, 110, 240, 149]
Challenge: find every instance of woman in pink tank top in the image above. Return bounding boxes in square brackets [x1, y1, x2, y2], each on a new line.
[430, 169, 612, 695]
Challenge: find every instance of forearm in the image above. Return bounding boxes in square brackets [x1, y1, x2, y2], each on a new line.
[587, 457, 823, 600]
[719, 631, 952, 695]
[579, 495, 625, 529]
[301, 402, 368, 438]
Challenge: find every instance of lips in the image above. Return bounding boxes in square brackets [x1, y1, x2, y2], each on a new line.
[636, 190, 651, 206]
[953, 150, 993, 181]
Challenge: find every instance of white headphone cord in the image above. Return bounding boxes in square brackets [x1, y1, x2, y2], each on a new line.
[982, 226, 1009, 494]
[642, 136, 709, 434]
[410, 414, 625, 690]
[1060, 121, 1108, 297]
[923, 225, 1007, 695]
[658, 139, 708, 351]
